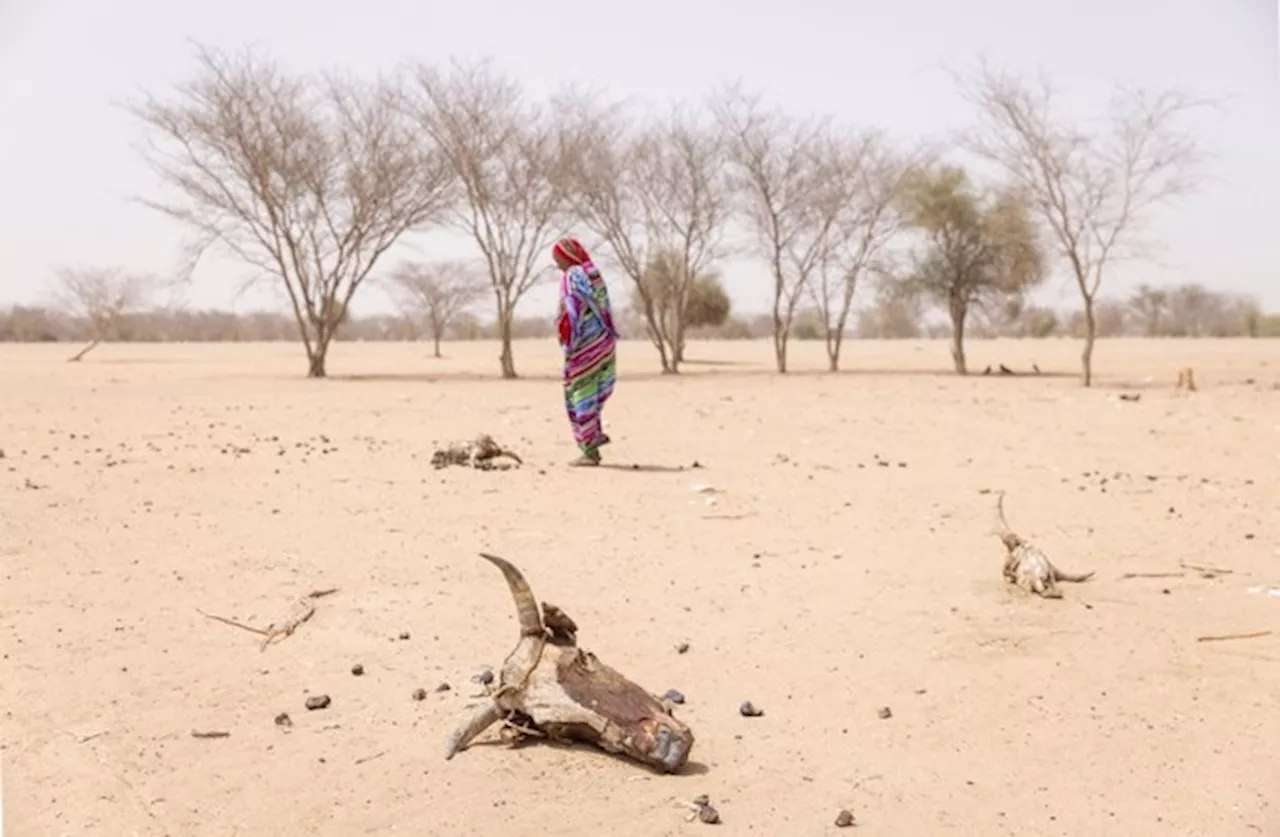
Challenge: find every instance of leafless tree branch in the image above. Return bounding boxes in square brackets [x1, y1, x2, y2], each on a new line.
[954, 58, 1208, 385]
[386, 260, 487, 357]
[125, 43, 454, 377]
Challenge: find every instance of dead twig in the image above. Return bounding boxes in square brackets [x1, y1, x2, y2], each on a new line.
[196, 611, 269, 636]
[199, 588, 339, 651]
[701, 512, 758, 520]
[190, 730, 230, 739]
[1196, 631, 1272, 643]
[1179, 561, 1233, 576]
[72, 729, 109, 744]
[1120, 571, 1185, 580]
[355, 750, 388, 765]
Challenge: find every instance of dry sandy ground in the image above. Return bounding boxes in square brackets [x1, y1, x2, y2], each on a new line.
[1, 337, 1277, 837]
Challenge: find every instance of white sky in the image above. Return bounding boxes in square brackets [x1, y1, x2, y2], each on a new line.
[0, 0, 1276, 316]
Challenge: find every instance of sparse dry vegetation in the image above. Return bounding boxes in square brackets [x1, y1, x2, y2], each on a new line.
[957, 59, 1209, 385]
[50, 266, 159, 361]
[3, 34, 1277, 837]
[386, 260, 486, 358]
[126, 45, 455, 378]
[1, 44, 1270, 383]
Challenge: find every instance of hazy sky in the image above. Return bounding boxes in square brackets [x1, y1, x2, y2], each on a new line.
[1, 0, 1276, 317]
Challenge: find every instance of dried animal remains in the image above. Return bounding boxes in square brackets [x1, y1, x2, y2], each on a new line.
[430, 434, 524, 470]
[445, 553, 695, 773]
[994, 493, 1094, 599]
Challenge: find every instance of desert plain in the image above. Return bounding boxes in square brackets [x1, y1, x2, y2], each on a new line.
[1, 337, 1277, 837]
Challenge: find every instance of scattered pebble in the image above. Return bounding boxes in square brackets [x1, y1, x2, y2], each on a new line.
[304, 695, 331, 711]
[835, 809, 856, 828]
[676, 642, 690, 654]
[274, 713, 292, 727]
[738, 701, 763, 717]
[472, 669, 495, 686]
[662, 689, 686, 704]
[691, 794, 720, 824]
[350, 664, 364, 676]
[412, 688, 428, 701]
[877, 706, 893, 720]
[435, 682, 451, 692]
[398, 631, 411, 641]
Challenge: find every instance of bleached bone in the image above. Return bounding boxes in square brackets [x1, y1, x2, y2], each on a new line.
[994, 493, 1094, 599]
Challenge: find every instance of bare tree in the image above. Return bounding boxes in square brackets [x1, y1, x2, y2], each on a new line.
[387, 260, 486, 357]
[567, 100, 733, 372]
[854, 278, 926, 339]
[957, 61, 1205, 385]
[127, 45, 454, 378]
[409, 59, 575, 379]
[809, 136, 917, 370]
[713, 87, 851, 373]
[631, 252, 732, 361]
[897, 165, 1045, 374]
[50, 266, 156, 361]
[1127, 283, 1169, 336]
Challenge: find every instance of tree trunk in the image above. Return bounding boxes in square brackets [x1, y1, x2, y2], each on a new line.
[773, 313, 789, 374]
[657, 336, 674, 373]
[1081, 296, 1097, 387]
[498, 313, 517, 379]
[67, 337, 102, 363]
[825, 327, 843, 372]
[433, 334, 443, 358]
[949, 302, 968, 376]
[307, 349, 327, 378]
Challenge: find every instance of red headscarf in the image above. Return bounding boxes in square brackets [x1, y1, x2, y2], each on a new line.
[553, 237, 613, 347]
[552, 237, 591, 267]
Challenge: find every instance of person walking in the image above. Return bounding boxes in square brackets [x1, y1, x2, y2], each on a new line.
[552, 237, 619, 466]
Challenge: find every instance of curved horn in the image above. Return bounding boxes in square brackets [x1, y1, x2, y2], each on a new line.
[479, 552, 544, 637]
[993, 491, 1013, 536]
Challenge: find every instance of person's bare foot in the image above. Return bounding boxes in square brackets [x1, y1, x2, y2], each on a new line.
[569, 451, 601, 467]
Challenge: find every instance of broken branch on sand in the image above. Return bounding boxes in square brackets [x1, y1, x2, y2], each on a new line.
[190, 730, 231, 739]
[1195, 630, 1272, 643]
[1179, 561, 1233, 577]
[1119, 572, 1186, 580]
[198, 588, 338, 651]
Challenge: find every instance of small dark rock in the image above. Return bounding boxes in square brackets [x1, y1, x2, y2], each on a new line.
[304, 694, 331, 711]
[676, 642, 690, 654]
[691, 460, 703, 469]
[662, 689, 686, 704]
[698, 804, 720, 824]
[472, 669, 495, 686]
[877, 706, 893, 719]
[435, 682, 451, 692]
[738, 701, 763, 717]
[1245, 533, 1255, 540]
[412, 688, 428, 701]
[398, 631, 410, 641]
[835, 809, 856, 828]
[274, 712, 292, 727]
[350, 664, 364, 676]
[1161, 588, 1171, 595]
